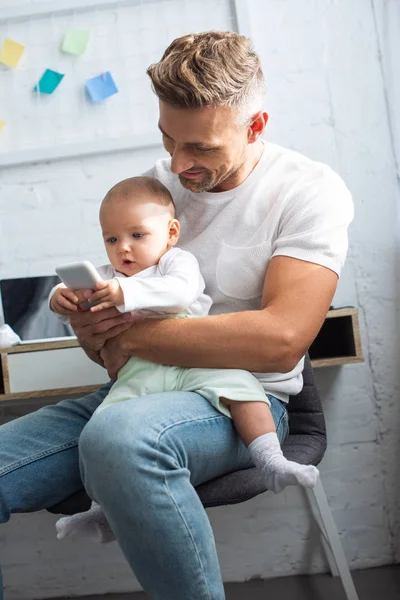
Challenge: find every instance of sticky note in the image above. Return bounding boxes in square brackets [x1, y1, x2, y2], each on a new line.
[85, 72, 118, 103]
[0, 121, 5, 132]
[62, 29, 90, 55]
[33, 69, 64, 94]
[0, 38, 25, 68]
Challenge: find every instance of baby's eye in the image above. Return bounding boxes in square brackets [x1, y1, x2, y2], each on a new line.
[132, 233, 144, 239]
[107, 237, 117, 244]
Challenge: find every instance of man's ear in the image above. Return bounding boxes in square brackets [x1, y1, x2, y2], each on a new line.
[168, 218, 180, 247]
[248, 110, 268, 143]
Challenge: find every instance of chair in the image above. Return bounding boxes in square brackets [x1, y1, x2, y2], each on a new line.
[47, 356, 359, 600]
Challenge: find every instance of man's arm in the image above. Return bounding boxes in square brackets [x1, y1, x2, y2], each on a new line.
[69, 305, 136, 366]
[101, 256, 338, 378]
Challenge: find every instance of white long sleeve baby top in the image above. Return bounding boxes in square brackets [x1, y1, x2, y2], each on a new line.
[101, 247, 211, 316]
[50, 247, 212, 319]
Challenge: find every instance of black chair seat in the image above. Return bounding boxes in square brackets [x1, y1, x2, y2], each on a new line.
[47, 354, 326, 515]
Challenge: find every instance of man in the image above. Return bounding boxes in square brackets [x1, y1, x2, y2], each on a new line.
[0, 31, 353, 600]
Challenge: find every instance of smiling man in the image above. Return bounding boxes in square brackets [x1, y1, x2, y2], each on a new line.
[0, 31, 353, 600]
[157, 103, 264, 194]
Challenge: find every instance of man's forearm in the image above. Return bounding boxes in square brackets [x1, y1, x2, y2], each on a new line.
[121, 310, 297, 373]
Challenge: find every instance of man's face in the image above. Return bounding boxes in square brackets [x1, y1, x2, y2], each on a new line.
[158, 101, 250, 193]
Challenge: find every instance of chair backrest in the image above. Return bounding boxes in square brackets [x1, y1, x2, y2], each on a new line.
[283, 354, 327, 464]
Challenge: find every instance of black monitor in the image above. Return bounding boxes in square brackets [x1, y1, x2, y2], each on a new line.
[0, 275, 74, 342]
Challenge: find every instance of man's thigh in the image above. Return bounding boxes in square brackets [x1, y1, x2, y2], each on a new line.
[156, 393, 288, 487]
[84, 391, 288, 490]
[0, 382, 112, 521]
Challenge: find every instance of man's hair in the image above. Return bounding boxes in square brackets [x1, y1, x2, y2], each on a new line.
[103, 176, 175, 216]
[147, 30, 265, 124]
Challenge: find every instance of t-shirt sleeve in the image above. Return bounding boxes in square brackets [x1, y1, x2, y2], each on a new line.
[271, 170, 354, 276]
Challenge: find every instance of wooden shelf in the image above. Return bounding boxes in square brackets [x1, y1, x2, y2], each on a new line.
[0, 307, 363, 401]
[0, 385, 100, 402]
[0, 338, 79, 354]
[310, 307, 363, 368]
[0, 339, 108, 400]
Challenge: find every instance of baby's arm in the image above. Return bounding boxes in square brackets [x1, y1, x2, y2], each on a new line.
[49, 285, 79, 316]
[88, 279, 124, 312]
[107, 250, 206, 315]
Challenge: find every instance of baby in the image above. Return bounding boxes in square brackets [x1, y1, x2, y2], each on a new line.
[50, 176, 318, 542]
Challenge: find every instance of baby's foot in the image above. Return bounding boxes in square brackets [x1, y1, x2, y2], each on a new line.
[55, 502, 115, 543]
[262, 459, 319, 494]
[249, 432, 319, 494]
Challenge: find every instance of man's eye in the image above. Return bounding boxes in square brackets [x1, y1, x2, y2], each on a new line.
[132, 233, 144, 239]
[197, 147, 214, 153]
[107, 237, 117, 244]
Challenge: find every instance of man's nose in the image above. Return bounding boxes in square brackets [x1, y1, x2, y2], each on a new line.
[170, 147, 194, 175]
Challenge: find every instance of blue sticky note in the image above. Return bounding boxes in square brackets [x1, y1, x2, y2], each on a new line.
[34, 69, 64, 94]
[85, 71, 118, 103]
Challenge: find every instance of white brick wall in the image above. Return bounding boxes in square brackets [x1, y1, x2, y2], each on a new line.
[1, 0, 400, 598]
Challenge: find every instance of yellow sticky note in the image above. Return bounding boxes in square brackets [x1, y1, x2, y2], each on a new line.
[0, 38, 25, 68]
[0, 121, 5, 132]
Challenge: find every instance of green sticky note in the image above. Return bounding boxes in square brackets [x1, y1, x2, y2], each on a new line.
[0, 37, 25, 68]
[34, 69, 64, 94]
[0, 121, 5, 132]
[62, 29, 90, 55]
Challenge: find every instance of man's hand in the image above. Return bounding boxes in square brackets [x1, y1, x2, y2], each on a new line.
[70, 293, 135, 353]
[100, 335, 132, 380]
[88, 279, 124, 313]
[50, 286, 79, 315]
[100, 317, 152, 379]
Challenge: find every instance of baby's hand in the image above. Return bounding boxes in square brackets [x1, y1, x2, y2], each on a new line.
[88, 279, 124, 312]
[50, 286, 79, 316]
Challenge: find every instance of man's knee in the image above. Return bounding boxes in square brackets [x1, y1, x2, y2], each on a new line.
[79, 403, 151, 479]
[78, 396, 195, 489]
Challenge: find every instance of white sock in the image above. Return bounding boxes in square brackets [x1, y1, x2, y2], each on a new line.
[55, 501, 115, 544]
[248, 432, 319, 494]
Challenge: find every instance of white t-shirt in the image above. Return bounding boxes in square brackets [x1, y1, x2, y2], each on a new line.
[49, 247, 212, 321]
[145, 140, 354, 401]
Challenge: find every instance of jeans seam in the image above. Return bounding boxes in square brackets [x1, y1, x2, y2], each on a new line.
[154, 414, 224, 600]
[162, 474, 212, 600]
[276, 409, 287, 441]
[266, 395, 289, 442]
[155, 413, 226, 443]
[0, 438, 79, 477]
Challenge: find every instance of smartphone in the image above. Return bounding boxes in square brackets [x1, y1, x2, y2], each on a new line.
[55, 261, 103, 310]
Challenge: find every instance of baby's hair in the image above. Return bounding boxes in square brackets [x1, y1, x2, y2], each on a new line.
[103, 176, 176, 216]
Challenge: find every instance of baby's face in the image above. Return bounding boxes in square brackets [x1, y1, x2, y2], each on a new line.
[100, 194, 177, 276]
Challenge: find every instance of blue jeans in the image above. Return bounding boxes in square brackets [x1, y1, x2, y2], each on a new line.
[0, 384, 288, 600]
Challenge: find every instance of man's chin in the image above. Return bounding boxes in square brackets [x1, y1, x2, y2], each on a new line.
[178, 174, 214, 193]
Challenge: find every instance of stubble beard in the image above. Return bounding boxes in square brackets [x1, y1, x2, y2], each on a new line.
[178, 162, 245, 193]
[178, 170, 216, 193]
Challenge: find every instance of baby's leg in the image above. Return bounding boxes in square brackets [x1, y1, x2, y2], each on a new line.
[55, 501, 115, 543]
[222, 398, 319, 494]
